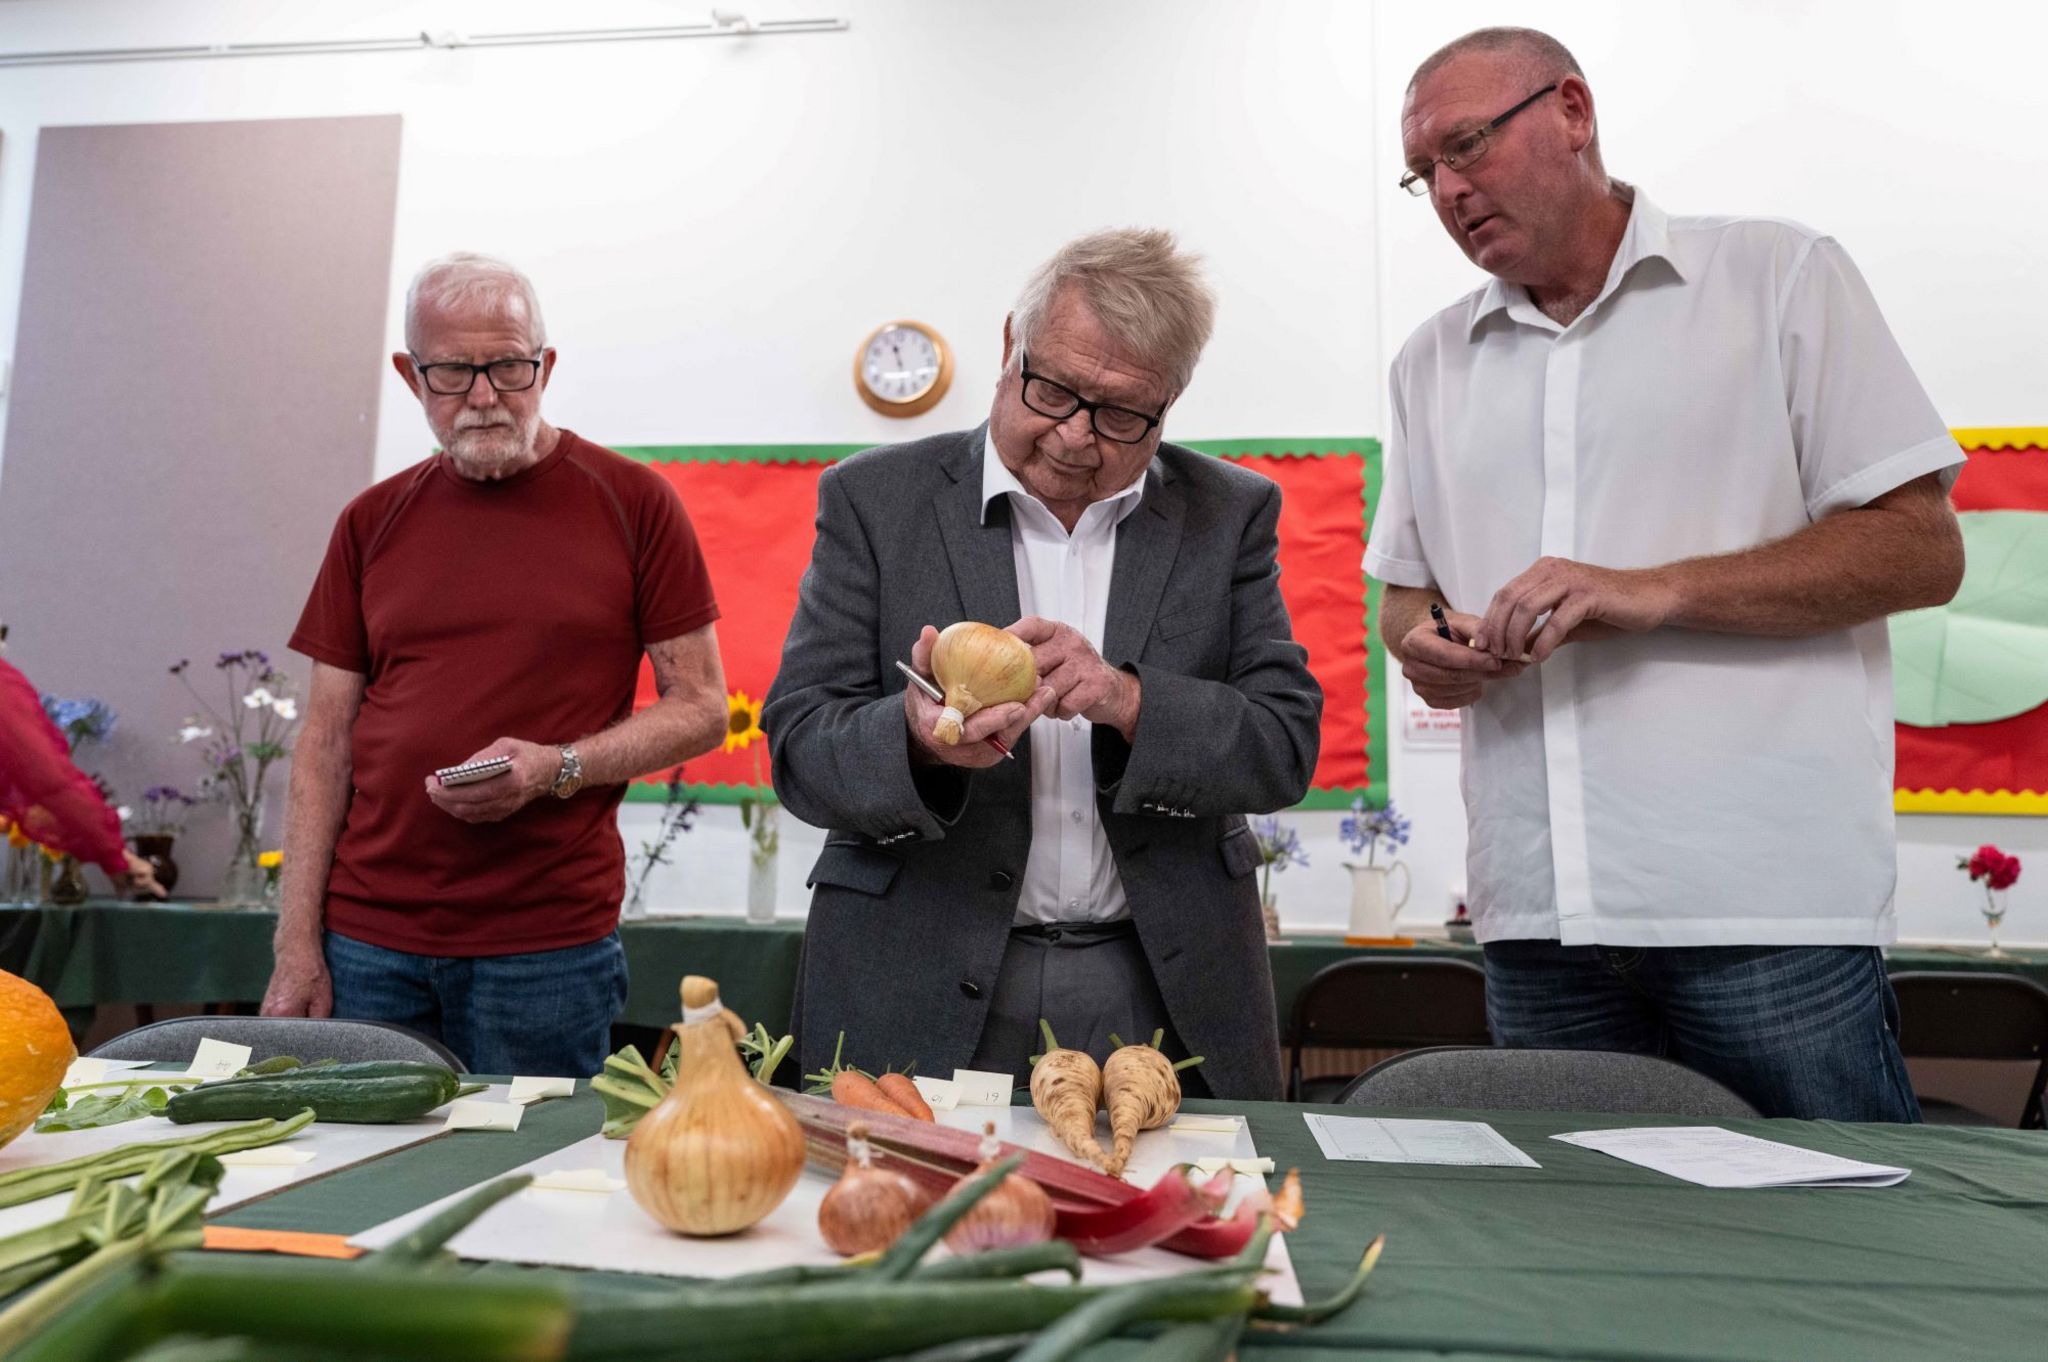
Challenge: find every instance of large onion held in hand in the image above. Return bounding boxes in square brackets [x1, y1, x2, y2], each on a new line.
[930, 622, 1038, 745]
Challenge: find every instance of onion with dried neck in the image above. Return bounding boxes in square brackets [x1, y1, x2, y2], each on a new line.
[624, 975, 804, 1236]
[817, 1121, 930, 1256]
[942, 1122, 1055, 1254]
[930, 621, 1038, 745]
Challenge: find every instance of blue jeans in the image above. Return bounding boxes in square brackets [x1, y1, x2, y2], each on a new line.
[1482, 941, 1922, 1123]
[325, 930, 628, 1077]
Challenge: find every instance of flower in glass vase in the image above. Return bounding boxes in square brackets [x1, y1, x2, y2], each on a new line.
[1958, 844, 2022, 956]
[725, 690, 780, 922]
[170, 651, 302, 906]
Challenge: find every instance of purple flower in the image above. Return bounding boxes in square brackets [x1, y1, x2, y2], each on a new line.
[1340, 796, 1410, 860]
[1251, 815, 1308, 872]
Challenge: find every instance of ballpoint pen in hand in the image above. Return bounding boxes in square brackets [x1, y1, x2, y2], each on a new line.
[895, 659, 1014, 760]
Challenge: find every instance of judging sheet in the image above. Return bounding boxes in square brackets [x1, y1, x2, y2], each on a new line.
[350, 1106, 1304, 1304]
[1304, 1114, 1540, 1168]
[1551, 1127, 1911, 1188]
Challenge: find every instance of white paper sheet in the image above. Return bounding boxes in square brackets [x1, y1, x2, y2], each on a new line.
[1550, 1127, 1911, 1188]
[1303, 1114, 1541, 1168]
[444, 1099, 524, 1132]
[351, 1106, 1304, 1305]
[0, 1084, 512, 1237]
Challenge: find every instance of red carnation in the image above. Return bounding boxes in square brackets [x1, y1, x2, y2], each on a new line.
[1961, 845, 2022, 892]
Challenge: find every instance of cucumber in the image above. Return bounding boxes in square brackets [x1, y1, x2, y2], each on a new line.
[194, 1061, 454, 1090]
[166, 1069, 457, 1125]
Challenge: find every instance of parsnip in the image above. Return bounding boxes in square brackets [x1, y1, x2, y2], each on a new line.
[1101, 1031, 1203, 1179]
[1028, 1020, 1107, 1170]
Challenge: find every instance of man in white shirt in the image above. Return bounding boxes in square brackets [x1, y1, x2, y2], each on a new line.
[1366, 27, 1965, 1120]
[767, 230, 1322, 1098]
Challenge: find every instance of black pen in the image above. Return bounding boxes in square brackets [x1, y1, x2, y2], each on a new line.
[1429, 601, 1455, 642]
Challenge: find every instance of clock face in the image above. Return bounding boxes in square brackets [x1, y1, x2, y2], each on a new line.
[861, 323, 943, 404]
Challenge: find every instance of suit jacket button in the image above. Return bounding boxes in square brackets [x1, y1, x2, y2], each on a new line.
[959, 980, 982, 999]
[990, 871, 1014, 890]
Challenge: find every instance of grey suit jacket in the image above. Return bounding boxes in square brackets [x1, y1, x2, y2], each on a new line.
[762, 426, 1322, 1099]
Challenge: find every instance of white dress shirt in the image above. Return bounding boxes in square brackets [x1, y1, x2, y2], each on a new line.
[982, 432, 1145, 925]
[1366, 186, 1963, 948]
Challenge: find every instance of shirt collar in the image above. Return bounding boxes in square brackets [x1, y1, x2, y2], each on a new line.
[1466, 182, 1685, 338]
[980, 428, 1147, 528]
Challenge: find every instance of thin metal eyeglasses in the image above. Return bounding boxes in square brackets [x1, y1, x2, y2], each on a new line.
[1398, 84, 1558, 197]
[1017, 352, 1166, 444]
[410, 354, 546, 396]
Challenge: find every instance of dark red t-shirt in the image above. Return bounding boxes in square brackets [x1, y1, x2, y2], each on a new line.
[289, 430, 719, 956]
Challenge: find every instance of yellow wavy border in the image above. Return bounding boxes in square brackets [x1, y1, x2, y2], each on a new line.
[1895, 789, 2048, 815]
[1951, 427, 2048, 451]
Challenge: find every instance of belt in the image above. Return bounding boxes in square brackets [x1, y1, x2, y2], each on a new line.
[1010, 919, 1136, 945]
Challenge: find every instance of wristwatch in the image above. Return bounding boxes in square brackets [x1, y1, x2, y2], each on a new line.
[550, 744, 584, 799]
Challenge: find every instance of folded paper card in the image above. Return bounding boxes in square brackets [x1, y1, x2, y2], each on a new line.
[218, 1147, 317, 1168]
[1193, 1156, 1275, 1175]
[1170, 1115, 1242, 1134]
[445, 1100, 524, 1133]
[508, 1077, 578, 1106]
[531, 1169, 626, 1193]
[911, 1076, 961, 1111]
[189, 1038, 255, 1078]
[949, 1069, 1013, 1106]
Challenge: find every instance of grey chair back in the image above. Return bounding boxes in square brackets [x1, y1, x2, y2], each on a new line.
[1339, 1045, 1761, 1118]
[1287, 957, 1491, 1102]
[90, 1016, 461, 1069]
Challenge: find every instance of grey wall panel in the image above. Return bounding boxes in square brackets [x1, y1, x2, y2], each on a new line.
[0, 114, 400, 899]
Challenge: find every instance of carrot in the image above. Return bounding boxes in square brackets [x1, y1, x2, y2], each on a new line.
[877, 1072, 936, 1122]
[1100, 1031, 1203, 1179]
[805, 1032, 914, 1118]
[1029, 1020, 1108, 1170]
[833, 1069, 913, 1117]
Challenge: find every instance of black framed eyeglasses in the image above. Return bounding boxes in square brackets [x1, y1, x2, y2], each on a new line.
[1017, 352, 1165, 444]
[410, 354, 545, 396]
[1398, 83, 1558, 197]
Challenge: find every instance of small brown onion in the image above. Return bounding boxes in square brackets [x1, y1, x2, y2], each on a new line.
[818, 1122, 929, 1257]
[942, 1123, 1055, 1255]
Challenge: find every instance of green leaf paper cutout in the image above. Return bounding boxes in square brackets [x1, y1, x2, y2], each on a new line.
[1891, 510, 2048, 727]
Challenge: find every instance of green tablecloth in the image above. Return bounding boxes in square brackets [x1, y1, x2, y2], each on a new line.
[202, 1085, 2048, 1361]
[8, 901, 2046, 1041]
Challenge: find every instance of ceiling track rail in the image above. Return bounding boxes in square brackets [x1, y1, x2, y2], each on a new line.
[0, 16, 849, 69]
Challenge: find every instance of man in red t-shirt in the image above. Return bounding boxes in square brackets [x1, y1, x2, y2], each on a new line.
[262, 253, 726, 1076]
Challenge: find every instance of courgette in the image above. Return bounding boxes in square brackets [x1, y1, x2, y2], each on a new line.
[166, 1064, 457, 1125]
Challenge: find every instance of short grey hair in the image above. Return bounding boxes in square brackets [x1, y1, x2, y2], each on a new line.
[1408, 26, 1585, 94]
[403, 252, 548, 352]
[1010, 229, 1215, 397]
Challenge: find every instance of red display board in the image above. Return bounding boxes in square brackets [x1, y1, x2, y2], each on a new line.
[614, 441, 1385, 810]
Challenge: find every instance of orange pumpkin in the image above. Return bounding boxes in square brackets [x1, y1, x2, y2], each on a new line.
[0, 969, 75, 1149]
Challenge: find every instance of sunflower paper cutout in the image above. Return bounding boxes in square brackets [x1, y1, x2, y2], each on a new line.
[724, 690, 765, 754]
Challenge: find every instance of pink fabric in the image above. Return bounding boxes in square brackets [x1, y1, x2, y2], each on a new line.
[0, 657, 128, 876]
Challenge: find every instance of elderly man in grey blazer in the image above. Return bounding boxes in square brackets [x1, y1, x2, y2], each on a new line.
[764, 229, 1321, 1100]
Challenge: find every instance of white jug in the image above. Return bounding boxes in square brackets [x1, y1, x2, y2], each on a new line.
[1343, 860, 1412, 939]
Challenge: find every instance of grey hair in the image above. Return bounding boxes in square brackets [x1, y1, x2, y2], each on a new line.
[1408, 26, 1585, 93]
[1010, 229, 1215, 397]
[403, 252, 548, 352]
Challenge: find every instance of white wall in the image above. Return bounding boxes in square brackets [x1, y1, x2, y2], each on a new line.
[0, 1, 2041, 940]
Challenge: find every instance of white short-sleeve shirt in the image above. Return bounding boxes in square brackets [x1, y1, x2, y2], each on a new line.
[1365, 187, 1963, 948]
